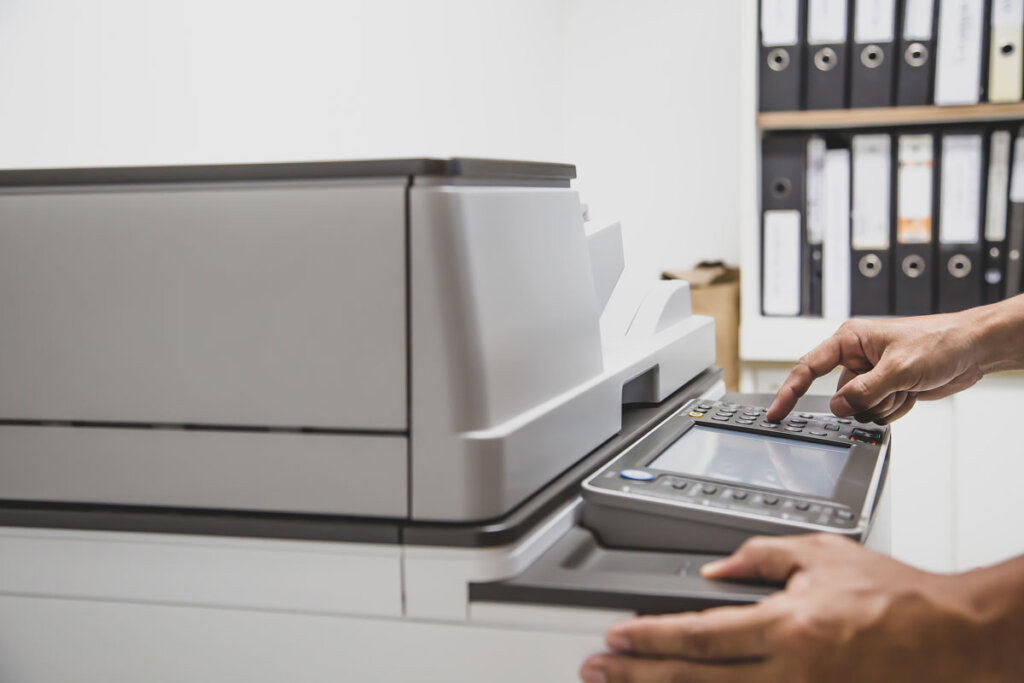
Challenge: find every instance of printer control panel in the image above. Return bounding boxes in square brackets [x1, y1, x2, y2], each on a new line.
[581, 398, 891, 553]
[686, 400, 884, 446]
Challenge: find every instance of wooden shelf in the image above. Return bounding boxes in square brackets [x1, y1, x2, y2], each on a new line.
[757, 102, 1024, 131]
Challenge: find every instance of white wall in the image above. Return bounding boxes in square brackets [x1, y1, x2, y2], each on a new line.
[0, 0, 569, 165]
[563, 0, 745, 280]
[0, 0, 746, 274]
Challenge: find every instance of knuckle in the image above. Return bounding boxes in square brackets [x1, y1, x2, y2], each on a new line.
[739, 535, 774, 557]
[776, 610, 835, 649]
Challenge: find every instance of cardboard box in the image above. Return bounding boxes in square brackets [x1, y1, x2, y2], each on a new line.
[663, 262, 740, 391]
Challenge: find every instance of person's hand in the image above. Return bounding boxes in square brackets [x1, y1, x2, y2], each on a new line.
[579, 533, 985, 683]
[766, 312, 988, 424]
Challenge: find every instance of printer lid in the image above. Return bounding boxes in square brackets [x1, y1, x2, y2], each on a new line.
[0, 157, 577, 187]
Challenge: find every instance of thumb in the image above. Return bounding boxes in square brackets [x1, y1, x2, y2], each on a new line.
[700, 536, 804, 584]
[833, 355, 915, 417]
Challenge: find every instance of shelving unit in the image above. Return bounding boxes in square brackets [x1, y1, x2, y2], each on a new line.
[758, 102, 1024, 131]
[737, 4, 1024, 574]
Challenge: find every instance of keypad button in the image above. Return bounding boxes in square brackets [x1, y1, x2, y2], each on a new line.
[762, 495, 779, 506]
[785, 426, 803, 432]
[620, 469, 654, 481]
[795, 501, 810, 511]
[788, 419, 808, 425]
[688, 411, 704, 418]
[809, 430, 827, 436]
[702, 484, 718, 495]
[761, 422, 779, 428]
[824, 424, 841, 431]
[737, 419, 755, 425]
[671, 481, 688, 490]
[799, 413, 814, 419]
[712, 416, 730, 421]
[852, 427, 882, 442]
[836, 509, 855, 521]
[838, 419, 852, 424]
[731, 490, 748, 500]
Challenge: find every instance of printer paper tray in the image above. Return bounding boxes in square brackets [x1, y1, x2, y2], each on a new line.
[470, 526, 776, 615]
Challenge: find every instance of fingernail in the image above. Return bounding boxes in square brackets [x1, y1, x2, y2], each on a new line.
[606, 629, 630, 652]
[832, 395, 853, 416]
[701, 559, 725, 577]
[580, 664, 608, 683]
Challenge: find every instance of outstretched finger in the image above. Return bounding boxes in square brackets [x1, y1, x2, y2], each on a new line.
[581, 653, 772, 683]
[767, 338, 845, 422]
[605, 603, 784, 661]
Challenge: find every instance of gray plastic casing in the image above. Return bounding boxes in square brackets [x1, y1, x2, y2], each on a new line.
[0, 158, 715, 523]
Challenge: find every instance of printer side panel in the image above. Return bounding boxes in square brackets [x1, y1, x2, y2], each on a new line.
[409, 186, 621, 521]
[0, 179, 408, 430]
[0, 177, 412, 517]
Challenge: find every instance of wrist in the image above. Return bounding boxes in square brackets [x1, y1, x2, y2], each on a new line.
[962, 295, 1024, 374]
[940, 561, 1024, 681]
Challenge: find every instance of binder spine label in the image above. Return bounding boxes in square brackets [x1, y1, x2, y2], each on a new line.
[992, 0, 1024, 27]
[986, 131, 1012, 242]
[809, 0, 849, 43]
[852, 135, 892, 250]
[935, 0, 986, 105]
[823, 149, 852, 320]
[904, 0, 936, 39]
[763, 210, 803, 316]
[1011, 137, 1024, 203]
[856, 0, 898, 42]
[897, 136, 935, 244]
[939, 135, 984, 244]
[807, 138, 828, 245]
[762, 0, 801, 45]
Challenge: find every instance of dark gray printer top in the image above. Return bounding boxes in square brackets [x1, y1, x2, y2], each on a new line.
[0, 157, 576, 187]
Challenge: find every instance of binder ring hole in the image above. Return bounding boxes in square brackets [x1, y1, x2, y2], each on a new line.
[767, 47, 790, 72]
[902, 254, 925, 278]
[948, 254, 972, 279]
[1002, 43, 1016, 56]
[862, 45, 884, 68]
[859, 254, 882, 278]
[771, 178, 792, 199]
[905, 42, 928, 67]
[814, 47, 838, 72]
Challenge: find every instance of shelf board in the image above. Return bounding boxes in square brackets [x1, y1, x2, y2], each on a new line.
[757, 102, 1024, 131]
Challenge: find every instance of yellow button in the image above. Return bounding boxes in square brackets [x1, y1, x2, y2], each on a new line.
[688, 411, 704, 418]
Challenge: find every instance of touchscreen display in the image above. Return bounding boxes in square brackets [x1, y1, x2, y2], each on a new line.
[647, 425, 850, 498]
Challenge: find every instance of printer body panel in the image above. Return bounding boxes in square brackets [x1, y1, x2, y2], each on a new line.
[0, 425, 408, 516]
[0, 179, 408, 430]
[409, 185, 622, 520]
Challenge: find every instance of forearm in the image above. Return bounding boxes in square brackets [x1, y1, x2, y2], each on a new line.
[963, 294, 1024, 374]
[954, 554, 1024, 679]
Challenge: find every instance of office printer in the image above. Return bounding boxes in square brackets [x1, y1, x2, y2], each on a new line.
[0, 159, 889, 682]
